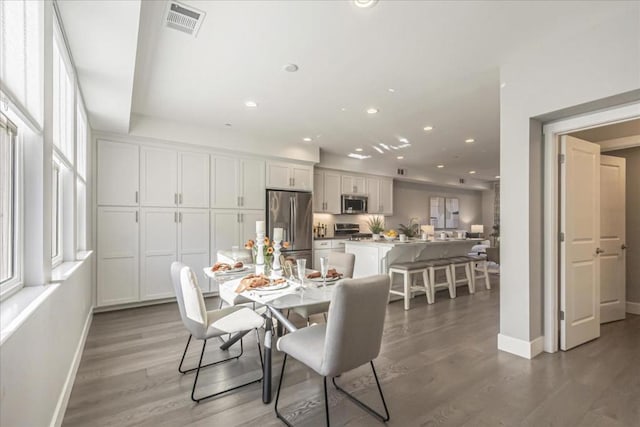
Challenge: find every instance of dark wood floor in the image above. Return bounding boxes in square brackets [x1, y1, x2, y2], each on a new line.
[63, 279, 640, 426]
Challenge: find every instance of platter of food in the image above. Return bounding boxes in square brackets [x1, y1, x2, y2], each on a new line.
[306, 269, 343, 283]
[211, 261, 248, 274]
[235, 274, 289, 293]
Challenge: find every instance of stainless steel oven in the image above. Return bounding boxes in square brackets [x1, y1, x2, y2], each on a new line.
[341, 195, 368, 214]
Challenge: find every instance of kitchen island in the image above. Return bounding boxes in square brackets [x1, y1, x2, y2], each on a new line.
[345, 238, 481, 278]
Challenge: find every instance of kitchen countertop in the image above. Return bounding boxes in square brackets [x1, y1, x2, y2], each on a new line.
[344, 238, 483, 247]
[313, 236, 350, 241]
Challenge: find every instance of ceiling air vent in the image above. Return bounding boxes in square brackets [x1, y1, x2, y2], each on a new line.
[397, 168, 407, 176]
[459, 178, 465, 184]
[164, 1, 205, 37]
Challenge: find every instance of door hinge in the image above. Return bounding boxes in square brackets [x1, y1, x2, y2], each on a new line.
[560, 310, 565, 321]
[558, 154, 565, 164]
[559, 232, 565, 242]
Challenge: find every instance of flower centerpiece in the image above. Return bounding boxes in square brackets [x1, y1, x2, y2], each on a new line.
[245, 237, 290, 266]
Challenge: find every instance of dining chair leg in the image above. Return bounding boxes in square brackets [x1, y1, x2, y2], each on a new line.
[179, 334, 243, 374]
[323, 377, 331, 427]
[274, 355, 294, 427]
[331, 361, 390, 422]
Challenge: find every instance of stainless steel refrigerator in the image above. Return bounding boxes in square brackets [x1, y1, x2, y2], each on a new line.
[266, 190, 313, 265]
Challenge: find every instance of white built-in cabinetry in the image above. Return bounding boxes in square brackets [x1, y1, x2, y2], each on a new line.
[312, 239, 348, 270]
[367, 176, 393, 215]
[313, 168, 393, 215]
[341, 175, 366, 195]
[97, 141, 139, 206]
[314, 170, 341, 214]
[266, 161, 313, 191]
[211, 155, 265, 209]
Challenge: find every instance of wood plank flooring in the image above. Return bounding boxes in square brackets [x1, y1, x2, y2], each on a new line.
[63, 279, 640, 426]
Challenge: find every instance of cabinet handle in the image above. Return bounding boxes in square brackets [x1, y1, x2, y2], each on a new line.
[135, 191, 138, 203]
[174, 193, 178, 205]
[179, 212, 183, 223]
[135, 211, 138, 223]
[353, 185, 357, 193]
[179, 193, 183, 204]
[240, 196, 244, 207]
[174, 212, 178, 223]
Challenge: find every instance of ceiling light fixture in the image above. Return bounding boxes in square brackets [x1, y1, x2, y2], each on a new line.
[437, 164, 444, 168]
[341, 107, 347, 111]
[397, 143, 411, 148]
[245, 101, 258, 108]
[469, 170, 476, 174]
[353, 0, 379, 8]
[423, 126, 433, 131]
[388, 88, 395, 93]
[283, 63, 299, 72]
[367, 108, 379, 114]
[465, 138, 475, 143]
[355, 148, 363, 152]
[495, 175, 501, 179]
[348, 153, 372, 160]
[379, 143, 390, 151]
[373, 146, 384, 154]
[398, 137, 409, 144]
[397, 156, 404, 160]
[302, 137, 312, 142]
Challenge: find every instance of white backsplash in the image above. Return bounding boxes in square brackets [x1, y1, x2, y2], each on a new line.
[313, 213, 381, 237]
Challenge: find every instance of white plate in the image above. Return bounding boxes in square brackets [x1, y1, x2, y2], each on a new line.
[307, 275, 341, 283]
[253, 281, 290, 292]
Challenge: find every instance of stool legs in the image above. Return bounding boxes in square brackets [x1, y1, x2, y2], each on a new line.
[422, 270, 434, 304]
[446, 266, 455, 298]
[403, 271, 411, 310]
[465, 262, 475, 294]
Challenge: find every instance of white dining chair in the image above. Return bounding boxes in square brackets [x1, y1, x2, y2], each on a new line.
[171, 262, 264, 402]
[275, 274, 391, 426]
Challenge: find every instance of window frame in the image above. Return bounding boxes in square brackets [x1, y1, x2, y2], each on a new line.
[0, 112, 23, 300]
[51, 158, 63, 268]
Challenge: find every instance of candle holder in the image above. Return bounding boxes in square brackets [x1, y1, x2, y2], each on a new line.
[256, 231, 265, 266]
[272, 240, 282, 272]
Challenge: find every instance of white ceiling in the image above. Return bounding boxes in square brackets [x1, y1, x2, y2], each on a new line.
[59, 0, 634, 182]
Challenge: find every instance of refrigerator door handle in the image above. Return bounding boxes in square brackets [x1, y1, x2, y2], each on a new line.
[291, 196, 296, 245]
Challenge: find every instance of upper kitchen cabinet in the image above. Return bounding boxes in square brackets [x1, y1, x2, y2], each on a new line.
[341, 175, 366, 195]
[211, 156, 265, 209]
[140, 147, 178, 206]
[179, 152, 210, 208]
[314, 170, 341, 214]
[366, 177, 381, 213]
[380, 178, 393, 215]
[97, 140, 139, 206]
[266, 161, 313, 191]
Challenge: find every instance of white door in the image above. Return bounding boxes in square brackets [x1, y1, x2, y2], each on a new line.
[291, 165, 312, 191]
[179, 152, 209, 208]
[366, 177, 381, 214]
[266, 162, 291, 189]
[179, 209, 210, 293]
[140, 147, 178, 207]
[240, 158, 266, 209]
[380, 179, 393, 215]
[97, 207, 139, 306]
[560, 135, 601, 350]
[140, 208, 178, 300]
[599, 155, 626, 323]
[97, 140, 139, 206]
[313, 171, 325, 212]
[324, 172, 342, 214]
[211, 155, 240, 208]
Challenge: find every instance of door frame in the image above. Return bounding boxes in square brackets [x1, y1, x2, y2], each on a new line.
[542, 102, 640, 353]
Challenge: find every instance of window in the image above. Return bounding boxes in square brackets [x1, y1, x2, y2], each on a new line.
[1, 114, 18, 288]
[52, 23, 74, 162]
[76, 179, 86, 251]
[76, 102, 87, 179]
[51, 160, 63, 267]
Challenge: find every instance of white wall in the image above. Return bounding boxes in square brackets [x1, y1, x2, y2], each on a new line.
[481, 185, 495, 241]
[499, 4, 640, 353]
[0, 257, 93, 427]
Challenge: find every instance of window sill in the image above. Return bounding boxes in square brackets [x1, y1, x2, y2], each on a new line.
[51, 250, 93, 283]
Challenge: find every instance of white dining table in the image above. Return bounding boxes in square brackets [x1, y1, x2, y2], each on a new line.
[204, 266, 337, 404]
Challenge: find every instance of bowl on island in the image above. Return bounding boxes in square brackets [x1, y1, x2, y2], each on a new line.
[383, 234, 396, 241]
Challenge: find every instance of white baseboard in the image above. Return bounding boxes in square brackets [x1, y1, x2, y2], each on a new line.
[497, 333, 544, 359]
[626, 301, 640, 315]
[51, 309, 93, 427]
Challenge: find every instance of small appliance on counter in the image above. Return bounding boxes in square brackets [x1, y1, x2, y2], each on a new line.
[334, 223, 372, 241]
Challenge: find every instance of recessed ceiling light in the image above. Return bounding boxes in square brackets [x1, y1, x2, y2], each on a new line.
[245, 101, 258, 108]
[397, 156, 404, 160]
[355, 148, 363, 152]
[379, 143, 390, 151]
[437, 164, 444, 168]
[388, 88, 395, 93]
[373, 146, 384, 154]
[495, 175, 501, 179]
[302, 137, 312, 142]
[469, 170, 476, 174]
[353, 0, 379, 8]
[500, 82, 507, 89]
[367, 108, 379, 114]
[348, 153, 371, 160]
[465, 138, 475, 143]
[283, 63, 299, 72]
[423, 126, 433, 131]
[398, 137, 409, 144]
[341, 107, 347, 111]
[397, 143, 411, 148]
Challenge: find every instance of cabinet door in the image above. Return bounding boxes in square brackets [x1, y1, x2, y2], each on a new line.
[240, 210, 265, 244]
[380, 179, 394, 215]
[179, 209, 210, 293]
[97, 140, 139, 206]
[140, 208, 178, 300]
[313, 171, 325, 212]
[291, 165, 313, 191]
[179, 152, 209, 208]
[341, 175, 355, 194]
[366, 177, 381, 214]
[97, 207, 139, 306]
[266, 162, 291, 189]
[211, 210, 241, 261]
[211, 155, 240, 208]
[241, 158, 266, 209]
[140, 147, 178, 206]
[324, 172, 342, 214]
[313, 248, 331, 270]
[353, 176, 366, 195]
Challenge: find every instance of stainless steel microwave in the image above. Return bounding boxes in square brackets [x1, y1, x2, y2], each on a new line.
[341, 195, 368, 214]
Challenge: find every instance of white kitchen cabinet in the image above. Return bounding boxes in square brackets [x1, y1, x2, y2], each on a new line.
[97, 207, 139, 306]
[380, 178, 393, 215]
[179, 209, 210, 293]
[267, 161, 313, 191]
[314, 170, 341, 214]
[341, 175, 366, 195]
[140, 208, 178, 300]
[97, 140, 139, 206]
[211, 210, 241, 260]
[140, 147, 178, 207]
[212, 156, 265, 209]
[179, 152, 209, 208]
[312, 239, 348, 269]
[366, 177, 381, 214]
[240, 210, 265, 243]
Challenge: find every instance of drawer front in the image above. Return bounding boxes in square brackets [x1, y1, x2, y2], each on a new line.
[313, 240, 332, 249]
[331, 239, 347, 250]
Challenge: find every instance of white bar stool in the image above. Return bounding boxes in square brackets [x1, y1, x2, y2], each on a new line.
[467, 255, 491, 290]
[425, 258, 455, 302]
[449, 257, 475, 296]
[388, 261, 432, 310]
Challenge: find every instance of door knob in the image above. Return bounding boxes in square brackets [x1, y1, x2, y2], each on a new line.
[595, 248, 605, 255]
[621, 244, 627, 250]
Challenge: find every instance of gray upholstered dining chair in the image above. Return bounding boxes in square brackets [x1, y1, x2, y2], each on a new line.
[170, 262, 264, 402]
[290, 252, 355, 325]
[275, 274, 391, 426]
